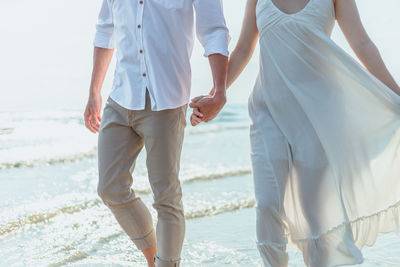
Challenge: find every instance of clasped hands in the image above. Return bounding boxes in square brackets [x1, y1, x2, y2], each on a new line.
[189, 88, 227, 126]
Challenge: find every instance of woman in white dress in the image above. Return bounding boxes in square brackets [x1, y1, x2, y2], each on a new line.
[190, 0, 400, 266]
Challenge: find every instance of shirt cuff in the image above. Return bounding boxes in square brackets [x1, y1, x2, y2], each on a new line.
[203, 29, 231, 57]
[93, 31, 115, 49]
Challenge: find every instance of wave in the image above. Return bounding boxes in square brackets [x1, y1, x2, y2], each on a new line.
[0, 128, 13, 135]
[107, 168, 252, 194]
[46, 198, 256, 267]
[186, 123, 248, 135]
[0, 199, 100, 237]
[185, 198, 255, 219]
[0, 124, 249, 170]
[0, 148, 98, 170]
[49, 251, 89, 267]
[0, 168, 252, 237]
[183, 169, 251, 184]
[0, 110, 83, 124]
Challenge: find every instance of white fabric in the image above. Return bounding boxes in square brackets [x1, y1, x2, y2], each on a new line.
[94, 0, 230, 111]
[250, 0, 400, 266]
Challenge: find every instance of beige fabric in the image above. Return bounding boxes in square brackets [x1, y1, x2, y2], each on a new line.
[97, 92, 187, 266]
[251, 0, 400, 266]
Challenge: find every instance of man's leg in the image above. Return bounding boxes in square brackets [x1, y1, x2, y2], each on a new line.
[97, 98, 157, 264]
[135, 102, 187, 267]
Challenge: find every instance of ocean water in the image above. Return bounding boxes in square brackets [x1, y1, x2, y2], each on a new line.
[1, 0, 400, 266]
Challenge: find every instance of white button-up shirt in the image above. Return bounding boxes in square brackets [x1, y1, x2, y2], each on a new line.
[94, 0, 230, 111]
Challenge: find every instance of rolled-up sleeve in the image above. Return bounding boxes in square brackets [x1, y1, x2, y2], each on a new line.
[94, 0, 115, 49]
[194, 0, 231, 57]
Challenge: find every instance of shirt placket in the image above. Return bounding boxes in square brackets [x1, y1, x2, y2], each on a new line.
[136, 0, 150, 109]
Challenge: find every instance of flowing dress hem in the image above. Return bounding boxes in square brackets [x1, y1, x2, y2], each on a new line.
[288, 201, 400, 266]
[289, 200, 400, 245]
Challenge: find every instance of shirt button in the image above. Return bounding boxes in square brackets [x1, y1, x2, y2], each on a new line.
[137, 24, 141, 29]
[139, 0, 143, 4]
[139, 49, 143, 54]
[142, 73, 147, 77]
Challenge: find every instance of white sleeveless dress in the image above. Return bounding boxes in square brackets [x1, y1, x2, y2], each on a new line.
[248, 0, 400, 266]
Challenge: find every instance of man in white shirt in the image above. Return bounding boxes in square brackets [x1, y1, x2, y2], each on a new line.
[83, 0, 230, 266]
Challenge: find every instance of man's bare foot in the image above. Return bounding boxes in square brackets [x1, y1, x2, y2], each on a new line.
[142, 245, 157, 267]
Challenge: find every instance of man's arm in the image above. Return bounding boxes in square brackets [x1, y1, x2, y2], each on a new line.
[190, 54, 228, 123]
[191, 0, 259, 125]
[84, 47, 114, 133]
[84, 0, 115, 133]
[190, 0, 230, 123]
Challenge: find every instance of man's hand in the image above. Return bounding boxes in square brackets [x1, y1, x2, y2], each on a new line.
[84, 93, 102, 133]
[189, 89, 226, 124]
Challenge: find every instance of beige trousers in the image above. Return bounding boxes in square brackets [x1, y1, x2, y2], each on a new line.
[97, 93, 187, 267]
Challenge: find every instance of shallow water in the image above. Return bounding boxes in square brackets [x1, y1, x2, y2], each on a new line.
[1, 0, 400, 266]
[1, 107, 399, 266]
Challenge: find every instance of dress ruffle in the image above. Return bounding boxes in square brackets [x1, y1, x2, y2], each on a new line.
[292, 202, 400, 266]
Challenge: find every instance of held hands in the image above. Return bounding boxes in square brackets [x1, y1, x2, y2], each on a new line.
[189, 88, 226, 126]
[84, 93, 102, 133]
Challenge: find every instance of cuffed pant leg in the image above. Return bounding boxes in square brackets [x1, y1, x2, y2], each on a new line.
[135, 103, 187, 266]
[154, 255, 180, 267]
[257, 242, 289, 267]
[108, 198, 156, 250]
[98, 98, 156, 250]
[252, 138, 290, 267]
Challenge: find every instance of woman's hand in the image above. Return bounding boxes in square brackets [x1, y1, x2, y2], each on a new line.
[190, 108, 204, 126]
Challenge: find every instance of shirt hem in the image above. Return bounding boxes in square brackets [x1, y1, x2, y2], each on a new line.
[109, 94, 189, 112]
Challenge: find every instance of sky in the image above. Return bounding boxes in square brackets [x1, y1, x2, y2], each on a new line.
[0, 0, 399, 112]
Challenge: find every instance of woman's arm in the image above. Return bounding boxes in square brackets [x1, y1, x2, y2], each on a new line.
[226, 0, 259, 89]
[335, 0, 400, 95]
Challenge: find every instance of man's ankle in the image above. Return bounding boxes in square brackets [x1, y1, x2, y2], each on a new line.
[142, 244, 156, 267]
